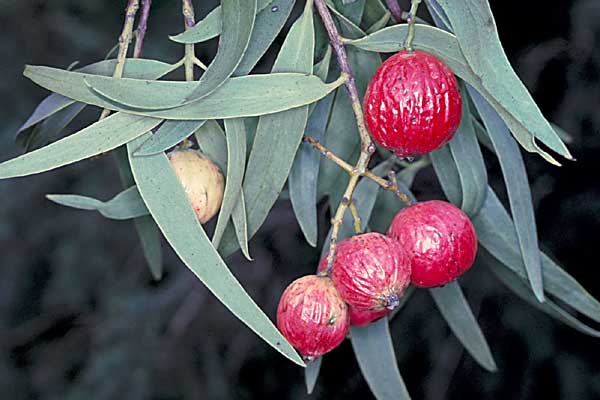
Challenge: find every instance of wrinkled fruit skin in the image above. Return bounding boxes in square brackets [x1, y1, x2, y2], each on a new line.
[387, 201, 477, 288]
[349, 307, 390, 327]
[320, 232, 411, 312]
[277, 275, 350, 359]
[363, 50, 462, 157]
[168, 149, 225, 224]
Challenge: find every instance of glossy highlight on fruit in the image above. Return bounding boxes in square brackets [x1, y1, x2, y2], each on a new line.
[276, 275, 350, 359]
[387, 201, 477, 287]
[168, 148, 225, 224]
[363, 50, 462, 157]
[320, 233, 411, 312]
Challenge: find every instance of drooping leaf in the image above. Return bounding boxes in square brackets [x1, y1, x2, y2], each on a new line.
[430, 145, 462, 206]
[289, 92, 335, 247]
[430, 282, 497, 372]
[434, 0, 572, 162]
[46, 186, 148, 220]
[134, 120, 206, 156]
[304, 357, 322, 395]
[0, 113, 162, 180]
[234, 0, 297, 76]
[170, 0, 274, 44]
[213, 118, 247, 247]
[25, 66, 343, 120]
[180, 0, 256, 105]
[473, 187, 600, 323]
[126, 133, 304, 366]
[469, 89, 544, 302]
[447, 86, 488, 216]
[351, 318, 411, 400]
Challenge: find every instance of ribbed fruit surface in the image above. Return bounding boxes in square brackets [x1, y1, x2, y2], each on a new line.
[363, 50, 462, 157]
[320, 233, 411, 312]
[276, 275, 350, 359]
[387, 201, 477, 287]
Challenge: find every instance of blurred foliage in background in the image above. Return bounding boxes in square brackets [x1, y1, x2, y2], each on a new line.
[1, 0, 599, 399]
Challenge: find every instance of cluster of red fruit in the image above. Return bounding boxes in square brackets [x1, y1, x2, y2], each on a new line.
[277, 51, 473, 360]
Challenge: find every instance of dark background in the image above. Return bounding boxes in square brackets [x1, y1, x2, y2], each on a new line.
[1, 0, 599, 399]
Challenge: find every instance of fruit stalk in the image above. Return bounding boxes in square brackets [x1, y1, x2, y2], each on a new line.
[404, 0, 422, 51]
[385, 0, 403, 23]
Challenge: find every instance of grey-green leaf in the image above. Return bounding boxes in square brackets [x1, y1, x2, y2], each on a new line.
[330, 0, 366, 25]
[430, 282, 497, 372]
[134, 120, 206, 156]
[469, 89, 544, 302]
[126, 134, 304, 366]
[351, 318, 411, 400]
[170, 0, 273, 44]
[304, 357, 322, 395]
[46, 186, 148, 220]
[25, 66, 342, 120]
[0, 113, 162, 180]
[430, 145, 462, 206]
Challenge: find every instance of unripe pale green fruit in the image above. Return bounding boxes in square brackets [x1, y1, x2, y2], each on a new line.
[168, 149, 225, 224]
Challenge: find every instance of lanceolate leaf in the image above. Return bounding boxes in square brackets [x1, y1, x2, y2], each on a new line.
[362, 0, 388, 28]
[351, 318, 411, 400]
[430, 145, 462, 206]
[25, 66, 343, 120]
[330, 0, 366, 25]
[134, 120, 206, 156]
[304, 357, 322, 395]
[474, 187, 600, 323]
[469, 89, 544, 302]
[126, 134, 304, 366]
[46, 186, 148, 220]
[430, 282, 497, 372]
[434, 0, 572, 161]
[213, 119, 247, 247]
[170, 0, 273, 44]
[181, 0, 256, 105]
[0, 113, 162, 180]
[234, 0, 296, 76]
[447, 86, 488, 216]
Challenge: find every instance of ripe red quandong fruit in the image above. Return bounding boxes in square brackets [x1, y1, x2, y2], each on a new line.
[387, 200, 477, 288]
[276, 275, 350, 360]
[363, 50, 462, 157]
[168, 149, 225, 224]
[321, 232, 411, 312]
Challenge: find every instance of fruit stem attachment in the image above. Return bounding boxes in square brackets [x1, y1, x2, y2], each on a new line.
[403, 0, 422, 51]
[182, 0, 196, 82]
[99, 0, 140, 120]
[385, 0, 403, 23]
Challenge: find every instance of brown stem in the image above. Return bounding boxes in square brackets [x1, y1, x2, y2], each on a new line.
[385, 0, 404, 23]
[133, 0, 152, 58]
[182, 0, 196, 81]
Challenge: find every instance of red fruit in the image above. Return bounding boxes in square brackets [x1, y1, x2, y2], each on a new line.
[363, 50, 462, 157]
[387, 201, 477, 288]
[276, 275, 350, 359]
[349, 307, 390, 327]
[319, 233, 411, 312]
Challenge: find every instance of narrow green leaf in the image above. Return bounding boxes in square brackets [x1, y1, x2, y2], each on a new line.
[430, 282, 497, 372]
[327, 0, 366, 37]
[313, 46, 332, 82]
[430, 145, 463, 206]
[289, 92, 335, 247]
[170, 0, 273, 44]
[469, 89, 544, 302]
[366, 11, 391, 34]
[231, 190, 252, 260]
[351, 318, 411, 400]
[0, 113, 162, 180]
[127, 134, 304, 366]
[181, 0, 256, 105]
[304, 357, 322, 394]
[234, 0, 297, 76]
[474, 187, 600, 323]
[490, 262, 600, 338]
[330, 0, 366, 25]
[213, 119, 247, 247]
[434, 0, 572, 161]
[424, 0, 452, 31]
[46, 186, 148, 220]
[134, 120, 206, 156]
[447, 86, 488, 216]
[362, 0, 388, 28]
[25, 66, 343, 120]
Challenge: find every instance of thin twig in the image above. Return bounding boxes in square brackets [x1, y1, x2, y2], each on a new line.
[133, 0, 152, 58]
[182, 0, 196, 82]
[385, 0, 404, 23]
[348, 201, 362, 234]
[100, 0, 140, 120]
[404, 0, 422, 51]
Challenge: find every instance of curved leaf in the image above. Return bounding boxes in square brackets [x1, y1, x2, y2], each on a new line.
[351, 318, 411, 400]
[0, 113, 162, 180]
[430, 145, 462, 206]
[46, 186, 148, 220]
[25, 66, 343, 120]
[469, 89, 544, 302]
[134, 120, 206, 156]
[430, 282, 497, 372]
[126, 134, 304, 366]
[170, 0, 273, 44]
[330, 0, 366, 25]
